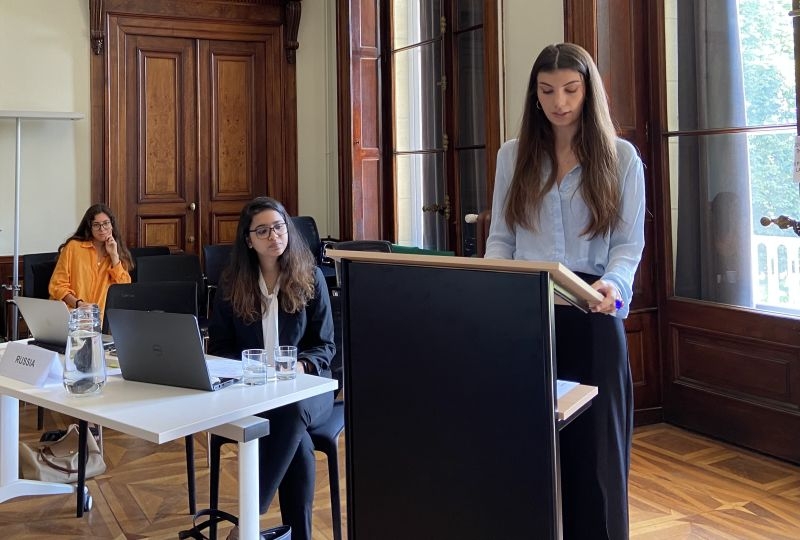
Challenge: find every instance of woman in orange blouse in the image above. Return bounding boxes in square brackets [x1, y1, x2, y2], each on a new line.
[49, 203, 133, 317]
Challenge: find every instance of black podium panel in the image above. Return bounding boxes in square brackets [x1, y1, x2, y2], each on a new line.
[343, 261, 559, 539]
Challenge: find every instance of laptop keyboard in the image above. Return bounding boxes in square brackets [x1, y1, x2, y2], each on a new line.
[28, 339, 66, 355]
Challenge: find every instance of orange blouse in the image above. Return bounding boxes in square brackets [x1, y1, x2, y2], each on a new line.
[48, 240, 131, 317]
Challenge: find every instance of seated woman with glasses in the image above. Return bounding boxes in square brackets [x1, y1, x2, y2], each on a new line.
[208, 196, 335, 540]
[49, 203, 133, 317]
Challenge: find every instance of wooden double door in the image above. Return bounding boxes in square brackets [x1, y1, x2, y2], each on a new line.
[93, 2, 296, 255]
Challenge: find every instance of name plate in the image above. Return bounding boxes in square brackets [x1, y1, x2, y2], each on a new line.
[0, 342, 61, 386]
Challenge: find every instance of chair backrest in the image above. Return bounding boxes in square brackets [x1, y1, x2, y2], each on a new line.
[22, 252, 59, 299]
[129, 246, 171, 282]
[333, 240, 392, 253]
[202, 244, 232, 286]
[102, 281, 198, 334]
[135, 253, 205, 317]
[290, 215, 323, 264]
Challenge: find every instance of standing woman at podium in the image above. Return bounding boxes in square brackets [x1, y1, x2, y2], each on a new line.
[485, 43, 645, 539]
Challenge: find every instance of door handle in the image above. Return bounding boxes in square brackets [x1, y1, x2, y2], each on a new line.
[188, 202, 196, 211]
[421, 195, 451, 221]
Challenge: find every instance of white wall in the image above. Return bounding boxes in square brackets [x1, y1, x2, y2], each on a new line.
[296, 0, 340, 238]
[0, 0, 566, 252]
[0, 0, 90, 256]
[500, 0, 564, 142]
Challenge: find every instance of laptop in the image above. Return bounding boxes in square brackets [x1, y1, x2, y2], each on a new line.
[105, 308, 238, 391]
[13, 296, 71, 354]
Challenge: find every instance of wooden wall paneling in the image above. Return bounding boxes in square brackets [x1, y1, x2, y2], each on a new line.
[664, 299, 800, 463]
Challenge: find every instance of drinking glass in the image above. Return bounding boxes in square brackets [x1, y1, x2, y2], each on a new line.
[274, 345, 298, 380]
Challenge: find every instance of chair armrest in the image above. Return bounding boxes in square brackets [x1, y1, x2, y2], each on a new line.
[320, 238, 340, 267]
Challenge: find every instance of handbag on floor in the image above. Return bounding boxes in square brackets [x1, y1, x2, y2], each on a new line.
[19, 424, 106, 483]
[178, 508, 291, 540]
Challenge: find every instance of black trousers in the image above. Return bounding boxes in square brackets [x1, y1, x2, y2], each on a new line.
[555, 305, 633, 540]
[257, 391, 334, 540]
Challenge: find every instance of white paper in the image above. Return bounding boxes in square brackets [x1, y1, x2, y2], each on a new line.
[794, 136, 800, 183]
[207, 356, 245, 379]
[556, 379, 579, 399]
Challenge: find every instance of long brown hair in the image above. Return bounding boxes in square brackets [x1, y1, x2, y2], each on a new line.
[506, 43, 620, 239]
[58, 203, 133, 270]
[222, 197, 316, 323]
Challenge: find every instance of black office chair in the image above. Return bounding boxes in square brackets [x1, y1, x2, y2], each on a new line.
[202, 244, 232, 319]
[203, 294, 347, 539]
[22, 252, 59, 299]
[128, 246, 171, 282]
[135, 253, 207, 331]
[102, 281, 198, 334]
[201, 240, 388, 540]
[205, 399, 345, 540]
[331, 240, 393, 253]
[291, 216, 337, 286]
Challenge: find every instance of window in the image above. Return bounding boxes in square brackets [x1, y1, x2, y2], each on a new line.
[390, 0, 497, 254]
[666, 0, 800, 314]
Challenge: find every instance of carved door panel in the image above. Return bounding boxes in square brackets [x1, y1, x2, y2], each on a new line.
[120, 34, 199, 253]
[199, 39, 272, 246]
[109, 27, 275, 254]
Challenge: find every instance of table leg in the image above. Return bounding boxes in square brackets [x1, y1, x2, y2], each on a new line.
[238, 439, 260, 540]
[0, 395, 73, 503]
[77, 420, 88, 517]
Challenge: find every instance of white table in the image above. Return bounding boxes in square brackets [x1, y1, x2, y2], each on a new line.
[0, 356, 337, 540]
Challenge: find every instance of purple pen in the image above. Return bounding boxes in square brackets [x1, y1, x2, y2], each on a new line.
[615, 299, 623, 310]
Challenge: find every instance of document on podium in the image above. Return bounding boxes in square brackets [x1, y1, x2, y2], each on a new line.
[556, 379, 597, 421]
[556, 379, 578, 398]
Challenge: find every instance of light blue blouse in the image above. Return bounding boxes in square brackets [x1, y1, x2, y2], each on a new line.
[484, 138, 645, 318]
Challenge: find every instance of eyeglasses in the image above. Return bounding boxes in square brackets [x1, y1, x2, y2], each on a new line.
[249, 222, 287, 239]
[91, 221, 112, 231]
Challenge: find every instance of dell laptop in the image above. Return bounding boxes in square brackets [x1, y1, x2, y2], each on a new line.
[105, 308, 238, 391]
[13, 296, 71, 354]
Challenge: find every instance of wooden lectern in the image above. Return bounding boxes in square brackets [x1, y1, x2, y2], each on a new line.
[328, 250, 600, 540]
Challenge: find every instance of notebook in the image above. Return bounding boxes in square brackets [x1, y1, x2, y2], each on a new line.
[13, 296, 70, 354]
[104, 308, 238, 391]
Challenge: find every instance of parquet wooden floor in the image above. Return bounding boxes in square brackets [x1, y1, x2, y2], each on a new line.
[1, 406, 799, 539]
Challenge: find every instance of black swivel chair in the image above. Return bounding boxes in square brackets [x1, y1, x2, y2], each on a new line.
[202, 244, 232, 319]
[135, 253, 207, 332]
[22, 252, 59, 299]
[291, 216, 337, 286]
[104, 281, 200, 515]
[128, 246, 171, 282]
[203, 241, 390, 540]
[102, 281, 198, 333]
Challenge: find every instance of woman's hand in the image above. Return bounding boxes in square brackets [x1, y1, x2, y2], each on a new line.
[590, 279, 622, 315]
[106, 235, 120, 266]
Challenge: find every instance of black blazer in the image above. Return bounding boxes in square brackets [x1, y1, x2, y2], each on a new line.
[208, 266, 335, 378]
